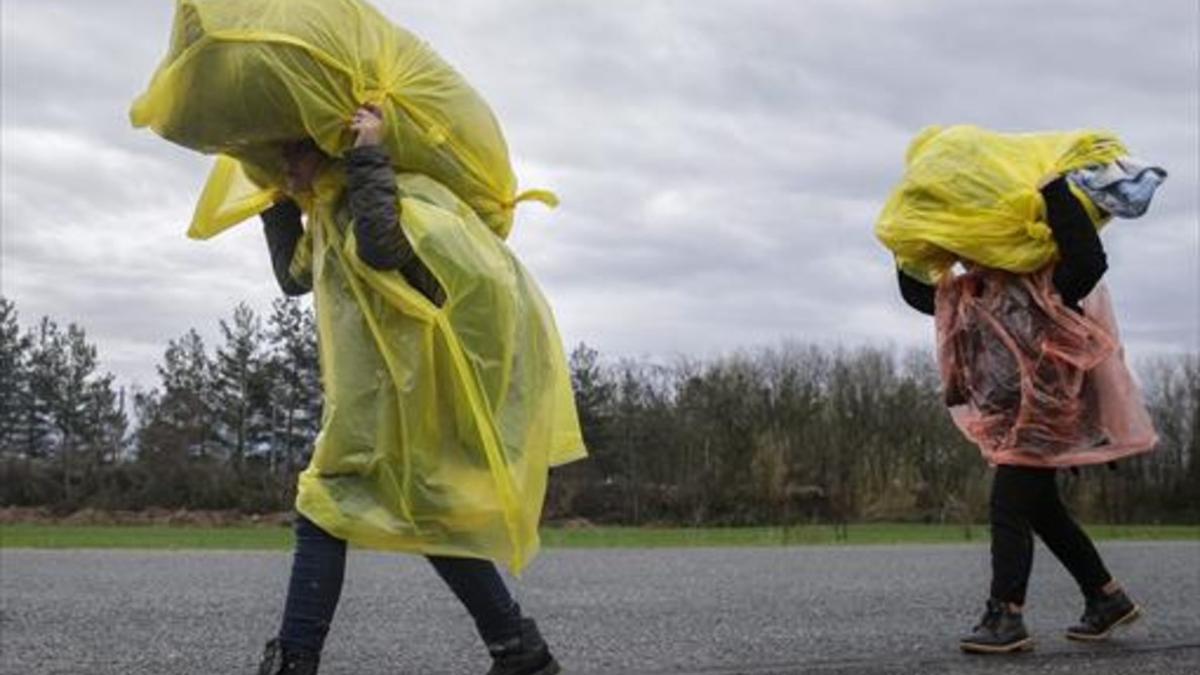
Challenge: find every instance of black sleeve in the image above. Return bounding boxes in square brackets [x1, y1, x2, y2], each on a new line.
[1041, 177, 1108, 308]
[261, 200, 311, 297]
[345, 145, 415, 271]
[897, 268, 936, 316]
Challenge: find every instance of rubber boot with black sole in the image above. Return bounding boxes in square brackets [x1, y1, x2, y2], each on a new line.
[486, 618, 561, 675]
[961, 599, 1034, 654]
[257, 638, 320, 675]
[1066, 589, 1141, 642]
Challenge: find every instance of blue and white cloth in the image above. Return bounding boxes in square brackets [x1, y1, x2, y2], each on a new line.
[1068, 157, 1167, 219]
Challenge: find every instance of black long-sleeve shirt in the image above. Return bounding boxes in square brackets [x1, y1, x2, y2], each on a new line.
[897, 177, 1108, 315]
[261, 198, 309, 297]
[343, 145, 415, 271]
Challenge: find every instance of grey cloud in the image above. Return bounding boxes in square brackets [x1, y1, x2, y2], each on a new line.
[1, 0, 1195, 393]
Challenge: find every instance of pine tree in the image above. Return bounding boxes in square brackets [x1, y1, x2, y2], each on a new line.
[212, 304, 271, 471]
[143, 329, 214, 461]
[264, 297, 322, 475]
[57, 325, 115, 502]
[17, 319, 112, 502]
[23, 318, 64, 462]
[0, 297, 30, 455]
[83, 376, 128, 470]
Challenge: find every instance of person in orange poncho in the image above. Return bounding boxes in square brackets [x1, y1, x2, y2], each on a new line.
[897, 176, 1153, 654]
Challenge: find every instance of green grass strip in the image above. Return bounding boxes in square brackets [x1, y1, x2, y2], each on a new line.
[1, 523, 1196, 551]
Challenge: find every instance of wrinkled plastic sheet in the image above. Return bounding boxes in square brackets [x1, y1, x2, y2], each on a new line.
[936, 268, 1156, 467]
[131, 0, 550, 239]
[294, 173, 585, 574]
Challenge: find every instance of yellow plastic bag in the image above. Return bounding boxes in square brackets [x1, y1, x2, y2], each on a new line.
[292, 170, 585, 573]
[875, 125, 1126, 283]
[132, 0, 550, 238]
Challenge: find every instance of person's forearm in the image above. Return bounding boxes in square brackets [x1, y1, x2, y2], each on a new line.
[1042, 177, 1108, 307]
[261, 200, 311, 296]
[345, 145, 414, 270]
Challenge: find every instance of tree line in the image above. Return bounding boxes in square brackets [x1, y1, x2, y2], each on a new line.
[0, 296, 319, 512]
[1, 295, 1196, 524]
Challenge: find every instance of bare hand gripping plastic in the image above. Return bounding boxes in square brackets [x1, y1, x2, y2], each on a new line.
[876, 125, 1127, 283]
[132, 0, 552, 239]
[935, 268, 1156, 468]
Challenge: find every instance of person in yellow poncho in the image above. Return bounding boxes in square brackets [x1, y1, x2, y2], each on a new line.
[256, 107, 562, 675]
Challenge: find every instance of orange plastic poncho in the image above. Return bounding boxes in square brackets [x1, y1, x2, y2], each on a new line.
[936, 268, 1157, 468]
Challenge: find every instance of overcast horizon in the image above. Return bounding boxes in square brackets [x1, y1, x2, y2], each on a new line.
[2, 0, 1197, 393]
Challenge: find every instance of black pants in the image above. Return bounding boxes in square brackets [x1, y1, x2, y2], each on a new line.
[989, 465, 1113, 605]
[278, 515, 523, 655]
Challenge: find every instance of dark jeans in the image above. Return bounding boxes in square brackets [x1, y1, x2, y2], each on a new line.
[278, 515, 523, 655]
[989, 465, 1113, 605]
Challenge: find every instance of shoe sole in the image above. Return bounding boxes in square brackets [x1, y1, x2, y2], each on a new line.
[1066, 605, 1142, 642]
[960, 636, 1035, 654]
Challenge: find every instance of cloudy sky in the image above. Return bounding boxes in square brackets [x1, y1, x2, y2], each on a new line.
[2, 0, 1197, 391]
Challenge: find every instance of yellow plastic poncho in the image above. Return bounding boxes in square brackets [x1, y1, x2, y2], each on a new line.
[131, 0, 554, 239]
[289, 169, 585, 572]
[875, 125, 1127, 283]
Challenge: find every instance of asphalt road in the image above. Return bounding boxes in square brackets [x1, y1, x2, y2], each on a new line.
[2, 541, 1197, 674]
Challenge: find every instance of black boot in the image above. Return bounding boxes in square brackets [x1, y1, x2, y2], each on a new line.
[257, 638, 320, 675]
[960, 599, 1033, 654]
[486, 618, 561, 675]
[1067, 589, 1141, 641]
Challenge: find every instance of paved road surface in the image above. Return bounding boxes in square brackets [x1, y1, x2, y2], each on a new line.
[2, 541, 1197, 674]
